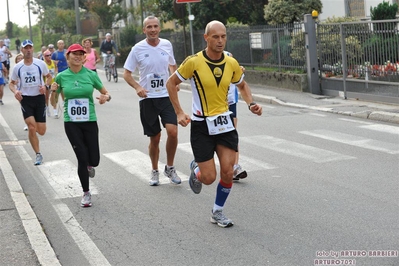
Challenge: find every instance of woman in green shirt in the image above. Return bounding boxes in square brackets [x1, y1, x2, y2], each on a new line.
[50, 44, 111, 207]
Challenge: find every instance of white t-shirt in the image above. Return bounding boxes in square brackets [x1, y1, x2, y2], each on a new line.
[4, 38, 11, 48]
[123, 38, 176, 100]
[11, 58, 50, 96]
[0, 46, 9, 62]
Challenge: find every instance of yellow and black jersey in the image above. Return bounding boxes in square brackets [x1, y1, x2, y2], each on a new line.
[176, 50, 243, 117]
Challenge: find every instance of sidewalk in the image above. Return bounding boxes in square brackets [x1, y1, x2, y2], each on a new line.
[1, 66, 398, 266]
[120, 68, 399, 124]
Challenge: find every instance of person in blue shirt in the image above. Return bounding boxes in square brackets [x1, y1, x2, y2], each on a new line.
[51, 40, 68, 72]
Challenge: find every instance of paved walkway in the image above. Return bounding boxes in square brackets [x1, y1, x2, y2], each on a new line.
[1, 65, 398, 266]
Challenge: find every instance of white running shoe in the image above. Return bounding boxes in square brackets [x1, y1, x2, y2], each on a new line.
[211, 210, 234, 228]
[149, 170, 159, 186]
[34, 153, 43, 165]
[164, 166, 181, 184]
[23, 125, 28, 131]
[53, 109, 58, 119]
[81, 191, 92, 207]
[233, 164, 247, 180]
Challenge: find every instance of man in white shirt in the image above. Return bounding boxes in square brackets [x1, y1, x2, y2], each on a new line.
[123, 16, 181, 186]
[9, 40, 52, 165]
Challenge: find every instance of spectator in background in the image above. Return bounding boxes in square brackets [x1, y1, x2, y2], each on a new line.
[15, 38, 21, 53]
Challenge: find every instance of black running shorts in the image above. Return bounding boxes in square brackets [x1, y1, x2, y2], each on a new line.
[139, 97, 177, 136]
[190, 116, 238, 163]
[20, 95, 46, 122]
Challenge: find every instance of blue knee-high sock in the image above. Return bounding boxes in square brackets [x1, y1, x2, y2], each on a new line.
[213, 180, 232, 213]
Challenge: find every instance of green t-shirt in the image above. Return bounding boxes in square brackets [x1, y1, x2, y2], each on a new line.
[55, 67, 103, 122]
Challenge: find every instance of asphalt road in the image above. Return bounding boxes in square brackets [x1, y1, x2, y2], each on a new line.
[0, 70, 398, 266]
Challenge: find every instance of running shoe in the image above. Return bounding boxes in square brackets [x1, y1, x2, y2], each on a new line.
[53, 109, 58, 119]
[81, 191, 92, 207]
[46, 107, 51, 117]
[23, 125, 28, 131]
[0, 100, 3, 105]
[233, 164, 247, 180]
[149, 170, 159, 186]
[34, 153, 43, 165]
[88, 166, 95, 178]
[210, 210, 234, 228]
[189, 160, 202, 194]
[164, 166, 181, 184]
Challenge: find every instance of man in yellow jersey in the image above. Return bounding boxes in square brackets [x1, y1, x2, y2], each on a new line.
[166, 20, 262, 228]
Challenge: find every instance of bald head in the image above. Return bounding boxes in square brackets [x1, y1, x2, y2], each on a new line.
[205, 20, 226, 35]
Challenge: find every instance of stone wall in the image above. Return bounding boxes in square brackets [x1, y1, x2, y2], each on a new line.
[244, 70, 309, 92]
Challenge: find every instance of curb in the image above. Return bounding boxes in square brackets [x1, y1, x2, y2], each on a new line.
[116, 69, 399, 124]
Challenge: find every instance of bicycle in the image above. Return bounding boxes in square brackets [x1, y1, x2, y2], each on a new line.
[103, 53, 118, 83]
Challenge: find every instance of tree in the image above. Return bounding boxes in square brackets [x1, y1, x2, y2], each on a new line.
[370, 1, 398, 20]
[83, 0, 125, 29]
[264, 0, 322, 25]
[233, 0, 268, 25]
[191, 0, 245, 30]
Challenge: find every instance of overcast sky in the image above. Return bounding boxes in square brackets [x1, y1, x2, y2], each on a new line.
[0, 0, 39, 32]
[1, 0, 391, 32]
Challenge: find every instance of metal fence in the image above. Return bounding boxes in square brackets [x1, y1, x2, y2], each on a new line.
[317, 19, 399, 102]
[129, 19, 399, 103]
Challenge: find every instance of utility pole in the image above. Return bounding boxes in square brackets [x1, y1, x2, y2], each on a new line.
[27, 0, 33, 42]
[75, 0, 81, 34]
[6, 0, 10, 22]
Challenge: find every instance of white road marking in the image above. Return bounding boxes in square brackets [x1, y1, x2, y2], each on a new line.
[103, 149, 189, 184]
[241, 135, 355, 163]
[300, 130, 399, 154]
[309, 112, 327, 117]
[37, 160, 99, 199]
[177, 142, 278, 170]
[0, 113, 61, 266]
[53, 203, 111, 266]
[360, 124, 399, 135]
[339, 118, 373, 124]
[0, 113, 111, 266]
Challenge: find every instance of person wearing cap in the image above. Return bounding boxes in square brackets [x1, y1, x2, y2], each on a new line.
[123, 16, 181, 186]
[9, 40, 52, 166]
[100, 33, 120, 71]
[50, 43, 111, 208]
[51, 40, 68, 72]
[82, 38, 100, 72]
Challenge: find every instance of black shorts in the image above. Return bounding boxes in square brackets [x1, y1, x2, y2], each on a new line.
[139, 97, 177, 136]
[1, 60, 10, 71]
[20, 95, 46, 122]
[190, 117, 238, 162]
[229, 103, 237, 118]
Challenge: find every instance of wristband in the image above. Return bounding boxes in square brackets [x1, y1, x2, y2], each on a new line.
[248, 102, 256, 110]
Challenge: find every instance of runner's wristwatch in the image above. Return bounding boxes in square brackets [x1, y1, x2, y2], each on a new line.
[248, 102, 256, 110]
